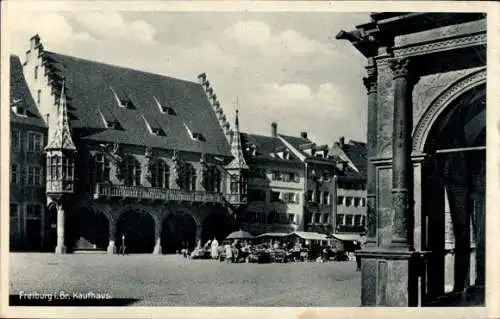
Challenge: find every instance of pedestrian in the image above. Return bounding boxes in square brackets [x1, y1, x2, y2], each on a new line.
[119, 234, 126, 255]
[225, 241, 233, 263]
[211, 237, 219, 259]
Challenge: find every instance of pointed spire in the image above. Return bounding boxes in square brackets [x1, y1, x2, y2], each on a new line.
[226, 107, 248, 170]
[46, 81, 76, 151]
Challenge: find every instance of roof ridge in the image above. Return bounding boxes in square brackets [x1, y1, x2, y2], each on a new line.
[44, 51, 201, 87]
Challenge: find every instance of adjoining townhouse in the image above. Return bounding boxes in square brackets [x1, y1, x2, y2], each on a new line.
[11, 34, 249, 254]
[9, 55, 48, 251]
[328, 137, 368, 237]
[238, 121, 352, 236]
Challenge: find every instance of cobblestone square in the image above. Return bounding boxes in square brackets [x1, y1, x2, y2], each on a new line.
[9, 253, 361, 307]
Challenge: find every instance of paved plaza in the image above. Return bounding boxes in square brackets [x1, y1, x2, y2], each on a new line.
[9, 253, 361, 307]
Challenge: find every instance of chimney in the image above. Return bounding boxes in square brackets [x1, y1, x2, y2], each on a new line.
[300, 132, 308, 139]
[339, 136, 345, 148]
[271, 122, 277, 137]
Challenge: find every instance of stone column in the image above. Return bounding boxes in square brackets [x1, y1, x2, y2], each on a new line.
[389, 58, 414, 249]
[342, 214, 346, 226]
[363, 60, 378, 244]
[55, 202, 66, 254]
[107, 217, 116, 254]
[153, 217, 162, 255]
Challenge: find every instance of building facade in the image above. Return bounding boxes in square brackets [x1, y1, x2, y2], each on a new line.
[9, 55, 48, 251]
[338, 13, 486, 306]
[10, 34, 368, 255]
[12, 35, 247, 254]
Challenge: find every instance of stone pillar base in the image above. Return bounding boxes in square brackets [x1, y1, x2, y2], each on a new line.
[55, 245, 66, 254]
[153, 245, 162, 255]
[357, 248, 421, 307]
[107, 241, 116, 255]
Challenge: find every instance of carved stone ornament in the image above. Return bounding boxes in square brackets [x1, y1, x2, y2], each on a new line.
[172, 151, 185, 187]
[144, 147, 153, 181]
[390, 58, 410, 79]
[145, 147, 153, 159]
[199, 155, 209, 189]
[363, 75, 377, 93]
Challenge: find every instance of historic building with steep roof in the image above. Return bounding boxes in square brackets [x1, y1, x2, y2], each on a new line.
[11, 35, 243, 254]
[10, 34, 369, 254]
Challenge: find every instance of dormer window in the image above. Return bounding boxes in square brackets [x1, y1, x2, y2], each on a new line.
[106, 120, 123, 130]
[152, 128, 166, 136]
[111, 87, 135, 109]
[184, 122, 206, 142]
[154, 96, 177, 115]
[119, 98, 134, 109]
[11, 99, 27, 116]
[192, 132, 206, 142]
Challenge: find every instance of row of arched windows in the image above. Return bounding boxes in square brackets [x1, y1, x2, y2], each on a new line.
[90, 153, 222, 193]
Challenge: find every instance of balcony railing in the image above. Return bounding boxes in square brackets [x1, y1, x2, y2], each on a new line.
[94, 183, 224, 204]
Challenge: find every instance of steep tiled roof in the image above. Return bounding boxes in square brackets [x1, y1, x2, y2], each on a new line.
[9, 55, 47, 128]
[343, 140, 367, 177]
[328, 140, 367, 178]
[240, 133, 302, 165]
[42, 51, 231, 156]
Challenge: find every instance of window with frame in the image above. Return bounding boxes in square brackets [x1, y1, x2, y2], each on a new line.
[12, 130, 21, 152]
[306, 190, 313, 202]
[336, 214, 344, 226]
[288, 214, 295, 224]
[354, 197, 361, 207]
[11, 164, 18, 185]
[345, 214, 354, 225]
[345, 196, 353, 207]
[27, 132, 43, 152]
[94, 154, 111, 183]
[27, 166, 42, 185]
[230, 179, 239, 193]
[49, 155, 61, 180]
[354, 215, 362, 226]
[337, 196, 344, 205]
[181, 163, 196, 191]
[124, 156, 141, 186]
[312, 191, 320, 203]
[10, 203, 19, 218]
[37, 90, 41, 105]
[324, 214, 330, 224]
[361, 198, 366, 207]
[62, 157, 73, 181]
[322, 192, 330, 205]
[151, 159, 170, 188]
[283, 192, 298, 204]
[270, 191, 281, 202]
[26, 204, 42, 219]
[34, 66, 39, 80]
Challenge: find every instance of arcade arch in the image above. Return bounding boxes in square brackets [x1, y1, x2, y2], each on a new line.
[418, 83, 485, 301]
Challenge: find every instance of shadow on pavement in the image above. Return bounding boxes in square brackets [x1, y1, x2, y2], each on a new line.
[9, 295, 140, 306]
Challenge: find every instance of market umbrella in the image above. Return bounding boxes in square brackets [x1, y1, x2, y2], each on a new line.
[225, 230, 254, 240]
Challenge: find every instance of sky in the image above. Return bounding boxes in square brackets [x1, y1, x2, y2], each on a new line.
[8, 9, 370, 146]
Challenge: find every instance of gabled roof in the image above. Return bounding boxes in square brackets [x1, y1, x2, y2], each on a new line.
[240, 133, 302, 165]
[41, 51, 231, 157]
[9, 55, 47, 128]
[328, 140, 367, 178]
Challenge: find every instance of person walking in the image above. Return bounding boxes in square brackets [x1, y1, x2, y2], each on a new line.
[211, 237, 219, 259]
[224, 241, 233, 263]
[119, 234, 126, 255]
